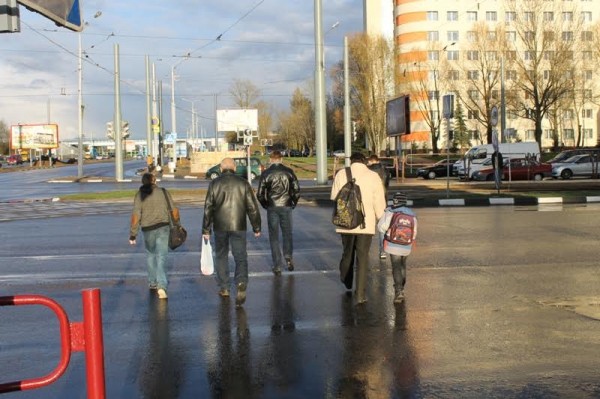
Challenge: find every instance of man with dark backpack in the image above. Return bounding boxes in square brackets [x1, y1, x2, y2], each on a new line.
[331, 153, 386, 305]
[377, 192, 418, 304]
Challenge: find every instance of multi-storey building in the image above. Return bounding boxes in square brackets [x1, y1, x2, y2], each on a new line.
[384, 0, 600, 152]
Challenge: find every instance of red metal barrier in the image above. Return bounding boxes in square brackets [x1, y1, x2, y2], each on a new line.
[0, 289, 106, 398]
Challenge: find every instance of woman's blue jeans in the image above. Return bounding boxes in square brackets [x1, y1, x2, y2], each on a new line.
[143, 225, 170, 290]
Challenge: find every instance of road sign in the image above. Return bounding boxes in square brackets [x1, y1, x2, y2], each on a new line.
[151, 117, 160, 134]
[17, 0, 82, 31]
[490, 106, 499, 127]
[164, 133, 176, 145]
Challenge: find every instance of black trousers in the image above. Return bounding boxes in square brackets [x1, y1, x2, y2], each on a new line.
[390, 254, 407, 292]
[339, 234, 373, 299]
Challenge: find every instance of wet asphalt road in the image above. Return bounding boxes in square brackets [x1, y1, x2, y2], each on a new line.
[1, 202, 600, 398]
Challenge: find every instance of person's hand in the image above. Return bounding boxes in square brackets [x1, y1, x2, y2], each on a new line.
[129, 239, 136, 245]
[254, 231, 261, 238]
[202, 234, 210, 241]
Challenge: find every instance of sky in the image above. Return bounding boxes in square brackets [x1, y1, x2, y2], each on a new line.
[0, 0, 364, 142]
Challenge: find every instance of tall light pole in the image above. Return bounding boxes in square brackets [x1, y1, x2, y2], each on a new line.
[314, 0, 327, 185]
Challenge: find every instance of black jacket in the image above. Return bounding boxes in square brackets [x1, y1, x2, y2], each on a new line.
[257, 163, 300, 209]
[368, 163, 391, 192]
[202, 170, 261, 234]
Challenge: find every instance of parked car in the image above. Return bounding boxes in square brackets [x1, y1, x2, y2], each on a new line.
[417, 158, 460, 179]
[333, 150, 346, 158]
[288, 149, 302, 157]
[472, 158, 551, 181]
[7, 154, 23, 165]
[547, 148, 600, 164]
[205, 157, 264, 180]
[551, 154, 599, 179]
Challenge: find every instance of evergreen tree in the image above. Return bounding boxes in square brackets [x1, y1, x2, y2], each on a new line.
[453, 100, 470, 151]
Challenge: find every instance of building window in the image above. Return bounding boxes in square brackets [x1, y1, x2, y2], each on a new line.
[582, 109, 593, 118]
[584, 129, 593, 139]
[582, 51, 592, 60]
[543, 11, 554, 21]
[581, 31, 593, 41]
[468, 90, 479, 100]
[581, 11, 592, 22]
[469, 130, 480, 141]
[563, 12, 573, 21]
[468, 110, 479, 119]
[526, 130, 535, 140]
[467, 50, 479, 60]
[467, 11, 477, 21]
[543, 31, 555, 41]
[562, 31, 573, 41]
[544, 129, 555, 140]
[505, 11, 516, 22]
[525, 31, 535, 41]
[584, 70, 592, 80]
[491, 90, 499, 100]
[448, 70, 460, 80]
[486, 11, 497, 21]
[584, 89, 592, 99]
[467, 70, 479, 80]
[428, 51, 439, 61]
[564, 129, 574, 139]
[524, 12, 534, 22]
[564, 109, 574, 119]
[486, 51, 497, 61]
[467, 31, 477, 42]
[427, 11, 438, 21]
[428, 70, 438, 81]
[564, 69, 574, 79]
[506, 31, 516, 42]
[447, 31, 459, 41]
[525, 51, 535, 60]
[543, 51, 554, 60]
[543, 70, 551, 80]
[507, 110, 517, 120]
[487, 31, 497, 41]
[447, 11, 458, 21]
[428, 91, 439, 100]
[505, 51, 517, 60]
[428, 31, 439, 41]
[506, 70, 517, 80]
[446, 50, 459, 60]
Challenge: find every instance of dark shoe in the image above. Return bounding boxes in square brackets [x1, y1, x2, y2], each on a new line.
[286, 258, 294, 271]
[149, 284, 158, 290]
[379, 252, 386, 259]
[219, 288, 230, 298]
[272, 268, 282, 276]
[236, 282, 247, 307]
[394, 290, 405, 304]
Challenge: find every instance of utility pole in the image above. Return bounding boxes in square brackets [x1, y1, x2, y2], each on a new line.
[114, 43, 123, 181]
[314, 0, 327, 184]
[343, 36, 351, 168]
[77, 31, 83, 178]
[145, 55, 152, 161]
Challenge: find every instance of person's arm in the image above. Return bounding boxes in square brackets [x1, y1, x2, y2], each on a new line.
[245, 181, 262, 236]
[164, 189, 180, 223]
[129, 193, 141, 244]
[202, 182, 215, 237]
[290, 170, 300, 207]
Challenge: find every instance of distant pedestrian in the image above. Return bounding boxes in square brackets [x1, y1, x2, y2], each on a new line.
[257, 150, 300, 276]
[377, 192, 418, 304]
[129, 172, 180, 300]
[202, 157, 262, 307]
[367, 154, 391, 259]
[331, 152, 386, 305]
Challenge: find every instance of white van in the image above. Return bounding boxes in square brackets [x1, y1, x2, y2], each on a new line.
[454, 142, 540, 179]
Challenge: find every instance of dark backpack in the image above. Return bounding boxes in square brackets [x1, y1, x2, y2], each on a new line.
[332, 167, 366, 229]
[384, 211, 415, 245]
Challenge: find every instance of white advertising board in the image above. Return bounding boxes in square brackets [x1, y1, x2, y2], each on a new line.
[216, 109, 258, 132]
[10, 124, 59, 150]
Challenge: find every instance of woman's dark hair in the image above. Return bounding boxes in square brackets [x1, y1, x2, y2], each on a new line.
[140, 173, 156, 201]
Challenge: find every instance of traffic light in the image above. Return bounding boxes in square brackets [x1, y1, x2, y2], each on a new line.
[243, 129, 253, 145]
[121, 121, 130, 139]
[106, 121, 114, 140]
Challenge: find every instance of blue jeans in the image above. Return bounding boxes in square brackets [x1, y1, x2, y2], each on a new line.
[267, 207, 293, 270]
[143, 225, 170, 290]
[214, 231, 248, 290]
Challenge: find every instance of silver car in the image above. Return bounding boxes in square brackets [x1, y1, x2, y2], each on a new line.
[551, 154, 600, 179]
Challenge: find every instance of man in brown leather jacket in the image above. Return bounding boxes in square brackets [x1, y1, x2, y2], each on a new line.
[202, 158, 262, 306]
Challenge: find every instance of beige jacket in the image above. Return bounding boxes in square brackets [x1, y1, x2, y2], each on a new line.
[330, 163, 386, 235]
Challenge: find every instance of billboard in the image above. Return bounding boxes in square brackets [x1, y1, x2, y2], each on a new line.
[17, 0, 82, 31]
[10, 124, 59, 150]
[216, 109, 258, 132]
[386, 95, 410, 137]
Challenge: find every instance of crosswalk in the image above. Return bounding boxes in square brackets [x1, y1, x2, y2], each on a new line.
[0, 201, 134, 222]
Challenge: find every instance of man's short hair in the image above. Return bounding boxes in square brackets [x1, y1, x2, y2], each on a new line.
[350, 152, 366, 164]
[368, 154, 379, 163]
[270, 150, 282, 160]
[220, 157, 236, 172]
[142, 172, 156, 185]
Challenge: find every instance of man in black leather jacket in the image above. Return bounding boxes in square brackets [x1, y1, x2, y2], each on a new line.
[202, 158, 262, 306]
[257, 150, 300, 275]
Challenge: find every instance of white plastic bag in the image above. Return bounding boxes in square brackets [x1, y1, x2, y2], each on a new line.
[200, 238, 214, 276]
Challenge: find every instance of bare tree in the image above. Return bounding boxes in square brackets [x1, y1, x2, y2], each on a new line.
[0, 119, 9, 154]
[229, 79, 261, 108]
[278, 88, 315, 154]
[506, 0, 582, 145]
[347, 33, 394, 155]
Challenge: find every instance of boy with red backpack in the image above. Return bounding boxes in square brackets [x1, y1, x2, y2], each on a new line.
[377, 192, 418, 304]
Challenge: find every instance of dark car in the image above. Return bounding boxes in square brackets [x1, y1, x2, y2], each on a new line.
[288, 149, 302, 157]
[417, 159, 460, 179]
[205, 157, 263, 180]
[472, 158, 551, 181]
[548, 148, 600, 164]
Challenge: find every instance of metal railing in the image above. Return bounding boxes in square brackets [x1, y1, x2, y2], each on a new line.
[0, 289, 106, 399]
